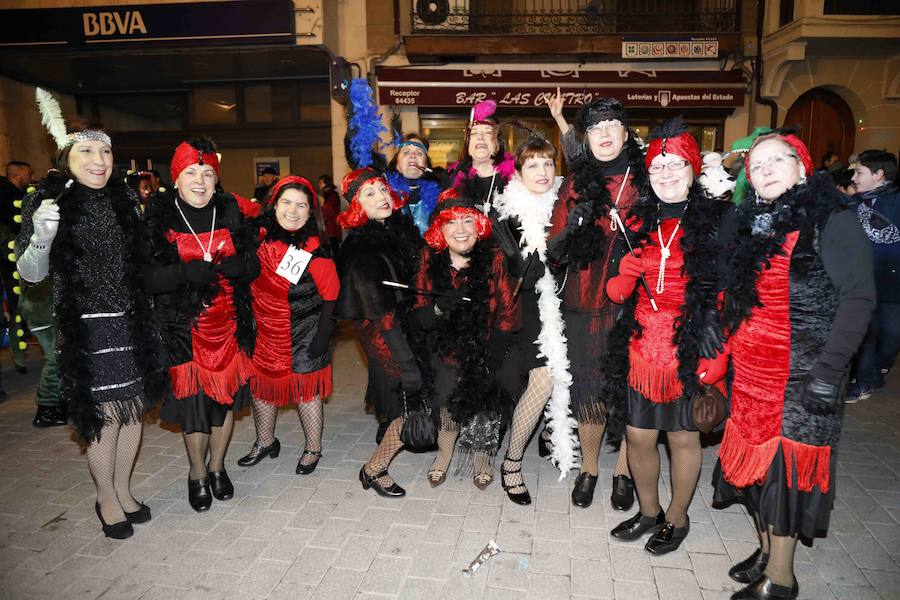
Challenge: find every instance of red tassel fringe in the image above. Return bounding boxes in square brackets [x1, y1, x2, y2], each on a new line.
[169, 351, 253, 405]
[628, 349, 682, 403]
[719, 419, 831, 493]
[250, 365, 333, 406]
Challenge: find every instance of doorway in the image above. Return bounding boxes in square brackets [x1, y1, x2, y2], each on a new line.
[783, 88, 855, 166]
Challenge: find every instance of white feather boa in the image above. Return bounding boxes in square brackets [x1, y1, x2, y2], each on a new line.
[493, 175, 579, 477]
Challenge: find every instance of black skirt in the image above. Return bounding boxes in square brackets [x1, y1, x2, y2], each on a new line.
[364, 360, 403, 424]
[711, 445, 837, 546]
[160, 384, 250, 434]
[626, 387, 697, 432]
[517, 288, 546, 374]
[565, 308, 616, 424]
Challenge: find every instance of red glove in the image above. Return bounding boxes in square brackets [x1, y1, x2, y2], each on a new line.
[696, 350, 729, 385]
[618, 249, 647, 279]
[606, 248, 645, 303]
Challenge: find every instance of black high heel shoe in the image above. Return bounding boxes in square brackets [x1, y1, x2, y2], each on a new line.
[500, 455, 531, 505]
[296, 449, 322, 475]
[359, 466, 405, 497]
[729, 548, 769, 584]
[237, 438, 281, 467]
[537, 429, 552, 458]
[207, 468, 234, 501]
[610, 475, 635, 511]
[95, 502, 134, 539]
[124, 502, 151, 524]
[188, 478, 213, 512]
[730, 574, 798, 600]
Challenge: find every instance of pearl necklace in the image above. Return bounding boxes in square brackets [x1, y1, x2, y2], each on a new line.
[175, 198, 216, 262]
[655, 203, 688, 294]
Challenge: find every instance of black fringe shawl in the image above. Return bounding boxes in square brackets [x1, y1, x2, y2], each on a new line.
[722, 172, 847, 334]
[565, 136, 647, 270]
[45, 175, 167, 443]
[144, 188, 257, 356]
[414, 240, 513, 426]
[601, 182, 728, 444]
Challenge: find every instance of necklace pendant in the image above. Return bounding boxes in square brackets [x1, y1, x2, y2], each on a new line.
[660, 247, 671, 260]
[203, 252, 213, 262]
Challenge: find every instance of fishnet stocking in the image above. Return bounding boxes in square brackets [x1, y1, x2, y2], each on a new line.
[614, 439, 631, 477]
[251, 399, 278, 448]
[183, 432, 209, 480]
[765, 532, 797, 587]
[429, 409, 459, 481]
[113, 420, 143, 513]
[578, 422, 605, 476]
[298, 398, 324, 466]
[365, 416, 405, 487]
[473, 451, 493, 486]
[625, 425, 662, 517]
[664, 430, 701, 528]
[503, 367, 553, 492]
[209, 411, 234, 472]
[87, 412, 123, 524]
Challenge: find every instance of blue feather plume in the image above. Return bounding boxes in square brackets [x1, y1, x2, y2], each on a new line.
[347, 78, 387, 169]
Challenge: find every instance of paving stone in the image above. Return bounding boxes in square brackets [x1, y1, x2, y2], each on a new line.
[359, 554, 411, 595]
[571, 557, 613, 598]
[614, 579, 659, 600]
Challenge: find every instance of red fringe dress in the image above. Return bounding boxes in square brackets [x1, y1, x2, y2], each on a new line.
[251, 234, 338, 404]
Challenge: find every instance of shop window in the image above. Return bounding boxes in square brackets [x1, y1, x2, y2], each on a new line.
[421, 116, 469, 168]
[81, 94, 184, 132]
[244, 85, 273, 123]
[299, 81, 331, 122]
[191, 86, 238, 125]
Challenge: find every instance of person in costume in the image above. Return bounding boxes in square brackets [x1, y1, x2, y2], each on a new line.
[604, 117, 730, 555]
[408, 188, 518, 490]
[17, 89, 167, 539]
[239, 176, 338, 474]
[712, 131, 874, 600]
[545, 97, 642, 510]
[385, 134, 446, 236]
[491, 137, 575, 503]
[145, 137, 259, 513]
[450, 100, 516, 212]
[334, 168, 423, 489]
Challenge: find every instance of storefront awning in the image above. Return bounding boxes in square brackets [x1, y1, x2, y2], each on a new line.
[376, 67, 746, 110]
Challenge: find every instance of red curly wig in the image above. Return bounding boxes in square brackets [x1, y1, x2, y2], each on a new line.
[336, 167, 406, 229]
[423, 188, 492, 251]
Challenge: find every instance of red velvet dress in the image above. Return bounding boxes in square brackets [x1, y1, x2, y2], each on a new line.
[251, 235, 338, 405]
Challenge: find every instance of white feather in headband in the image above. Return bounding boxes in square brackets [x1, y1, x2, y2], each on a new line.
[35, 87, 69, 150]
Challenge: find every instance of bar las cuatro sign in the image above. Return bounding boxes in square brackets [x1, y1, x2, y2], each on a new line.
[376, 67, 746, 109]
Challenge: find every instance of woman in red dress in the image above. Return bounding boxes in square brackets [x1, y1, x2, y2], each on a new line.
[146, 138, 259, 512]
[239, 176, 339, 475]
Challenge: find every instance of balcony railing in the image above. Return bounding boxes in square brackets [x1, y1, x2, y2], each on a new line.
[412, 0, 739, 35]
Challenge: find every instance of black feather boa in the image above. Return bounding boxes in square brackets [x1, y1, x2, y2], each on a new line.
[42, 174, 167, 443]
[722, 172, 847, 334]
[566, 137, 647, 270]
[601, 182, 728, 444]
[144, 187, 256, 356]
[416, 240, 512, 426]
[338, 211, 422, 285]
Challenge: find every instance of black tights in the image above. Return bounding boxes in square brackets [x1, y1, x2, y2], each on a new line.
[183, 411, 234, 480]
[86, 403, 144, 524]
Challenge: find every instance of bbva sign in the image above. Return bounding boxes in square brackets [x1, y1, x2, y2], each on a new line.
[83, 11, 148, 37]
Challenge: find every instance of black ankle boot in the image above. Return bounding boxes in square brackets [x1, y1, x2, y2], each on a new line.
[188, 478, 212, 512]
[730, 574, 798, 600]
[571, 472, 598, 508]
[95, 502, 133, 539]
[237, 438, 281, 467]
[208, 468, 234, 501]
[729, 548, 769, 584]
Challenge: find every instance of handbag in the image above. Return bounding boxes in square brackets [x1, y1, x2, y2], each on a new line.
[692, 384, 726, 434]
[399, 388, 437, 450]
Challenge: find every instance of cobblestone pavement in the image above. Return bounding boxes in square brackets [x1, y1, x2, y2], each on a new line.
[0, 327, 898, 600]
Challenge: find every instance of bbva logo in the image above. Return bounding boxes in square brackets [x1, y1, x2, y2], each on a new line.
[83, 11, 148, 37]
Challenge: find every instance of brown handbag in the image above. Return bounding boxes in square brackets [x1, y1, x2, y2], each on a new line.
[692, 384, 727, 434]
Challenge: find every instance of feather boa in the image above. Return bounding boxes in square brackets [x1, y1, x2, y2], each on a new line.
[346, 78, 387, 170]
[493, 176, 579, 477]
[383, 171, 441, 235]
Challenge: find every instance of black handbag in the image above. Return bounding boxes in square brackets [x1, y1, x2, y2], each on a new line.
[399, 388, 437, 450]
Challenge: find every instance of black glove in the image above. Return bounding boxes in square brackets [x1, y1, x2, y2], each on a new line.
[435, 287, 467, 315]
[799, 375, 841, 416]
[520, 256, 546, 291]
[565, 202, 594, 232]
[180, 260, 218, 285]
[215, 255, 247, 280]
[398, 360, 423, 393]
[307, 301, 336, 359]
[697, 309, 727, 360]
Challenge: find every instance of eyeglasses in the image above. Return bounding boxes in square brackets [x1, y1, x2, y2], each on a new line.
[648, 159, 690, 174]
[748, 152, 798, 175]
[587, 119, 624, 133]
